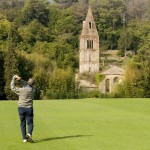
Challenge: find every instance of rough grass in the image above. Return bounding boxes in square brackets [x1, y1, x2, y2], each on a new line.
[0, 98, 150, 150]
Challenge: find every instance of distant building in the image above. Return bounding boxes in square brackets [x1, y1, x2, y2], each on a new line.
[99, 66, 125, 93]
[79, 7, 99, 73]
[77, 7, 125, 94]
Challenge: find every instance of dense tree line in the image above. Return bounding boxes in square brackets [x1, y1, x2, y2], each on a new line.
[0, 0, 149, 99]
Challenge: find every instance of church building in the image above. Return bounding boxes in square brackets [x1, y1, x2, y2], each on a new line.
[77, 7, 125, 94]
[79, 7, 99, 73]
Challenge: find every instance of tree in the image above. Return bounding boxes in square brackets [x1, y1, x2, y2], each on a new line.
[4, 25, 19, 100]
[93, 0, 125, 50]
[0, 19, 11, 41]
[125, 0, 149, 20]
[0, 51, 5, 99]
[18, 19, 54, 46]
[53, 0, 78, 8]
[18, 53, 34, 81]
[46, 67, 75, 99]
[116, 36, 150, 98]
[0, 0, 24, 22]
[53, 41, 77, 69]
[20, 0, 49, 25]
[118, 20, 150, 54]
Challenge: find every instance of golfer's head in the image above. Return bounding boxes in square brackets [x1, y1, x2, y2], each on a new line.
[27, 78, 35, 86]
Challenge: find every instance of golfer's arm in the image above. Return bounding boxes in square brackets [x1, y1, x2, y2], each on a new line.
[10, 76, 20, 95]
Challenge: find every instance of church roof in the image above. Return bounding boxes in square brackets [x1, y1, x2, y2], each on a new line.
[81, 7, 98, 36]
[85, 7, 94, 22]
[101, 65, 125, 75]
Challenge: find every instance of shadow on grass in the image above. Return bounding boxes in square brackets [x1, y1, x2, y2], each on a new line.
[34, 135, 92, 143]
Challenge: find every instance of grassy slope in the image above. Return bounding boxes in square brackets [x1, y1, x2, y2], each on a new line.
[0, 98, 150, 150]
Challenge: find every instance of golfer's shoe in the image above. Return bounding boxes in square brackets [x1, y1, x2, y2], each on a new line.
[26, 133, 34, 143]
[23, 139, 27, 143]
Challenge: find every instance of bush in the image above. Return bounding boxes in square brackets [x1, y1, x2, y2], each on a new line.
[46, 68, 76, 99]
[78, 90, 106, 99]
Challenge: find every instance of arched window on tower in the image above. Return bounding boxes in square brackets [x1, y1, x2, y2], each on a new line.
[91, 40, 93, 49]
[87, 40, 90, 49]
[87, 40, 93, 49]
[89, 22, 92, 29]
[89, 40, 92, 49]
[89, 66, 91, 72]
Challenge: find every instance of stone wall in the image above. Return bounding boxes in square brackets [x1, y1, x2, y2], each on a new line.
[99, 75, 124, 94]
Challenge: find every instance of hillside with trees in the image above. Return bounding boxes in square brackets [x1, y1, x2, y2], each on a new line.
[0, 0, 149, 99]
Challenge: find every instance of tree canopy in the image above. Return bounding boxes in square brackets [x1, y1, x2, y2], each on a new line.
[0, 0, 149, 99]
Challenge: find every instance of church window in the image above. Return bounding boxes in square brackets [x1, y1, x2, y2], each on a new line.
[106, 79, 110, 93]
[89, 66, 91, 72]
[87, 40, 90, 49]
[87, 40, 93, 49]
[114, 77, 119, 84]
[89, 22, 92, 29]
[91, 40, 93, 49]
[89, 40, 92, 49]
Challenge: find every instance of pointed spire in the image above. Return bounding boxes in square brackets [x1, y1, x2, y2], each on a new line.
[85, 7, 94, 22]
[81, 7, 98, 36]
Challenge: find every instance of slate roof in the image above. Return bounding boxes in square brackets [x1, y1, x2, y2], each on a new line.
[101, 65, 125, 75]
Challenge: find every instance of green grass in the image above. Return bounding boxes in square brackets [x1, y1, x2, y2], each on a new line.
[0, 98, 150, 150]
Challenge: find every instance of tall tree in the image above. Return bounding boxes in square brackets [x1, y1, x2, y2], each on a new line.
[53, 0, 78, 8]
[21, 0, 49, 25]
[92, 0, 125, 50]
[125, 0, 149, 20]
[47, 67, 75, 99]
[0, 51, 5, 100]
[4, 25, 19, 100]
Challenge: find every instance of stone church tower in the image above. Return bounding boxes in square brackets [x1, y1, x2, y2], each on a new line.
[79, 7, 99, 73]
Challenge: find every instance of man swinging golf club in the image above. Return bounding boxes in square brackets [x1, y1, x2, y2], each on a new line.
[11, 75, 35, 143]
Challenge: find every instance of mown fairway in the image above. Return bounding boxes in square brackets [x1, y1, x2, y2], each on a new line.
[0, 98, 150, 150]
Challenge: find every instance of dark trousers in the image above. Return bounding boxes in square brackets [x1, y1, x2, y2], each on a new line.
[18, 107, 34, 139]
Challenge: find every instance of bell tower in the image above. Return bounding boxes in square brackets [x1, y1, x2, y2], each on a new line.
[79, 7, 99, 73]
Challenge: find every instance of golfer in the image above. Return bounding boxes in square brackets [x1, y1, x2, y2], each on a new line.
[11, 75, 35, 143]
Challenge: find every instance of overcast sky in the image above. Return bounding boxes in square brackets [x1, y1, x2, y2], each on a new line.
[48, 0, 54, 3]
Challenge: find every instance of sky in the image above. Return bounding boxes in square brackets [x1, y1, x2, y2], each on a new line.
[48, 0, 54, 3]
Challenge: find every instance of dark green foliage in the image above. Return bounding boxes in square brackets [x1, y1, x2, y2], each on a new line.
[93, 0, 125, 50]
[18, 19, 55, 46]
[46, 68, 76, 99]
[18, 55, 34, 81]
[4, 26, 19, 100]
[0, 21, 9, 40]
[78, 90, 106, 99]
[33, 71, 49, 100]
[115, 47, 150, 98]
[4, 48, 19, 100]
[54, 42, 76, 68]
[115, 20, 150, 98]
[20, 0, 49, 25]
[95, 74, 105, 85]
[118, 20, 150, 53]
[0, 51, 5, 99]
[4, 47, 19, 100]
